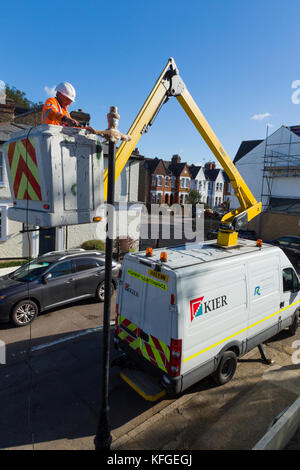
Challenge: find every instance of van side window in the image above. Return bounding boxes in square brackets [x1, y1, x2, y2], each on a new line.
[282, 268, 299, 292]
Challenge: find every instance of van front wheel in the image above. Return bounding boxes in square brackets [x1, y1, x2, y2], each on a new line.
[213, 351, 237, 386]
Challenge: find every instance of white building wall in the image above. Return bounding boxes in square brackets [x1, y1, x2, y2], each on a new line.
[271, 176, 300, 198]
[213, 172, 225, 207]
[206, 171, 225, 208]
[191, 167, 208, 203]
[230, 126, 300, 209]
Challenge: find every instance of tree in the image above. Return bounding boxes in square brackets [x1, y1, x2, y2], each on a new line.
[187, 189, 202, 206]
[5, 85, 42, 109]
[187, 189, 202, 218]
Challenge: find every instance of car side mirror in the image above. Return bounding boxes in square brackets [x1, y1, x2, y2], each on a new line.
[42, 273, 52, 284]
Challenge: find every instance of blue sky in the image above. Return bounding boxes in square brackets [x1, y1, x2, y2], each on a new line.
[2, 0, 300, 165]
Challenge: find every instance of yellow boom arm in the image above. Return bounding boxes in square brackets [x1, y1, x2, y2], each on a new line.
[103, 58, 262, 247]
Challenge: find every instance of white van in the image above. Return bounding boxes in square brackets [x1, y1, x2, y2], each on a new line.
[114, 240, 300, 400]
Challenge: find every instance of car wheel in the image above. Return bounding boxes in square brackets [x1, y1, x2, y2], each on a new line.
[213, 351, 237, 385]
[11, 300, 38, 327]
[96, 280, 114, 302]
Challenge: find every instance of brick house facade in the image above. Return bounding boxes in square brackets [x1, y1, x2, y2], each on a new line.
[142, 154, 191, 206]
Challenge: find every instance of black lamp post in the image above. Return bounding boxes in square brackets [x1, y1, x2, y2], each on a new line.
[94, 106, 131, 450]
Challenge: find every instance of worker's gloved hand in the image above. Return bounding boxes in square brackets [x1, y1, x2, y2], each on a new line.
[61, 115, 79, 127]
[85, 126, 96, 134]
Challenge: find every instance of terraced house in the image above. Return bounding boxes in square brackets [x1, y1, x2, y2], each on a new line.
[142, 154, 191, 206]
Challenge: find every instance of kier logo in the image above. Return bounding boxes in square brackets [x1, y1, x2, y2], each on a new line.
[190, 296, 204, 322]
[125, 283, 139, 297]
[190, 294, 228, 322]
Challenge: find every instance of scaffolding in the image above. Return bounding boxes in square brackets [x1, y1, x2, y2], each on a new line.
[260, 127, 300, 212]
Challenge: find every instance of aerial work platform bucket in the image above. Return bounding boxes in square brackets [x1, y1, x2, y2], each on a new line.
[3, 125, 104, 227]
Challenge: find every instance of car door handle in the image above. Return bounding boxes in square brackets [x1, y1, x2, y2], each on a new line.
[280, 301, 285, 308]
[67, 278, 75, 283]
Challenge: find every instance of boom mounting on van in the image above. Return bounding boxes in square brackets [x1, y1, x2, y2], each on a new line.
[104, 58, 262, 247]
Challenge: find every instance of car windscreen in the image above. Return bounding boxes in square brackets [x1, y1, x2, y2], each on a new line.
[10, 260, 52, 282]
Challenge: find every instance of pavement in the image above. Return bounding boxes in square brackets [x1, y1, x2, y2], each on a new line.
[0, 321, 299, 450]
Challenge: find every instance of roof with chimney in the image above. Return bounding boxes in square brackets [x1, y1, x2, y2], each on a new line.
[233, 140, 263, 164]
[168, 162, 188, 177]
[204, 168, 222, 181]
[143, 155, 190, 177]
[144, 157, 167, 173]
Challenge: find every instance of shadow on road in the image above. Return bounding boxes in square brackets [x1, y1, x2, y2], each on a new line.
[0, 328, 159, 449]
[0, 323, 299, 449]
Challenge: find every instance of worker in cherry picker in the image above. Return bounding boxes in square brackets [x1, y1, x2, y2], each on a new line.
[41, 82, 79, 127]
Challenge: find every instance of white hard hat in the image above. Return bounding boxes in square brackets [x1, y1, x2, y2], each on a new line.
[56, 82, 76, 102]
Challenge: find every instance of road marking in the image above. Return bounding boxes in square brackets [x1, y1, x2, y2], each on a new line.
[11, 322, 115, 357]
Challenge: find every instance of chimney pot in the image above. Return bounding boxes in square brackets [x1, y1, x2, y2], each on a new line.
[172, 154, 181, 164]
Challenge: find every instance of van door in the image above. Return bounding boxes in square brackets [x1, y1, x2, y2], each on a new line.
[247, 255, 280, 350]
[117, 259, 146, 353]
[280, 267, 300, 328]
[140, 267, 172, 373]
[42, 260, 75, 308]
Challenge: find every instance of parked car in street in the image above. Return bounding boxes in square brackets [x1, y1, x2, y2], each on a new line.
[0, 249, 121, 327]
[236, 229, 257, 240]
[267, 236, 300, 270]
[204, 208, 221, 219]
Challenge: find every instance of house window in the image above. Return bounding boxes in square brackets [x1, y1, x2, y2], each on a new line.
[165, 176, 169, 186]
[157, 193, 162, 203]
[219, 183, 223, 191]
[0, 206, 8, 241]
[157, 175, 163, 186]
[172, 176, 176, 188]
[151, 192, 156, 203]
[152, 175, 156, 186]
[181, 178, 189, 188]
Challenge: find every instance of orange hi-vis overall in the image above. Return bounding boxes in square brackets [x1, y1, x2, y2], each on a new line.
[41, 97, 70, 125]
